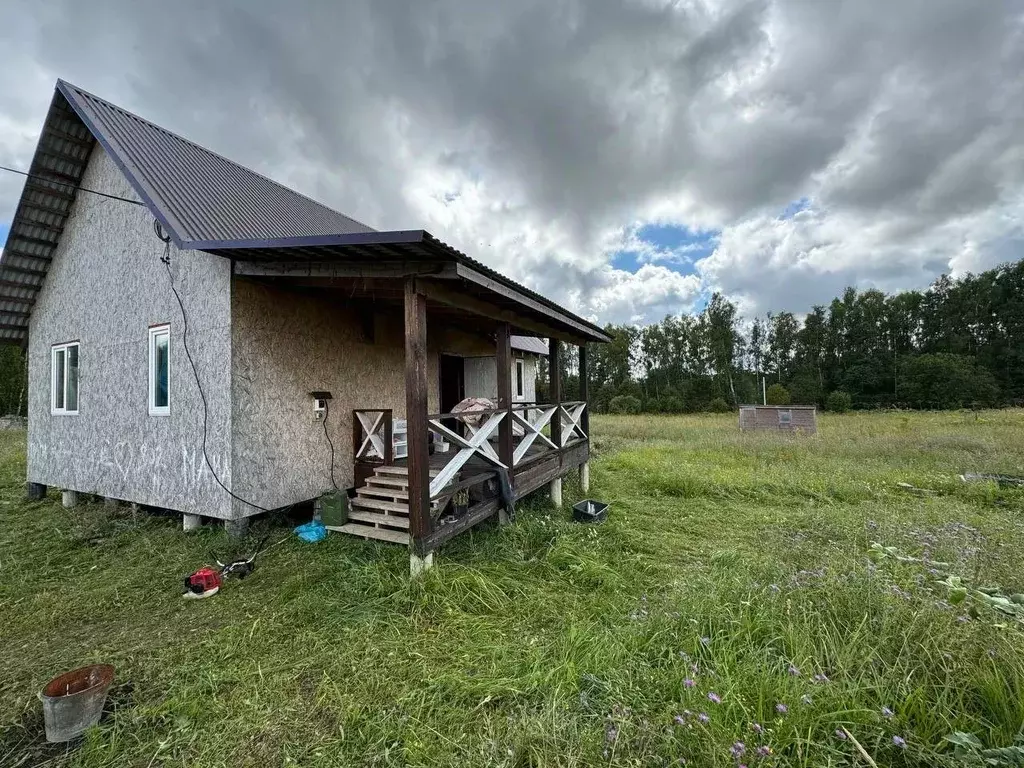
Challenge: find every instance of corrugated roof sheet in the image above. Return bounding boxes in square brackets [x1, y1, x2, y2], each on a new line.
[0, 80, 610, 346]
[59, 81, 375, 245]
[511, 336, 548, 355]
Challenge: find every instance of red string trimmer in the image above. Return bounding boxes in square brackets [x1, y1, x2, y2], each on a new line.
[182, 534, 288, 599]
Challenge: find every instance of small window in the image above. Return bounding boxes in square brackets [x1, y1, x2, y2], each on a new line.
[51, 342, 80, 415]
[514, 359, 525, 400]
[149, 325, 170, 415]
[778, 409, 792, 425]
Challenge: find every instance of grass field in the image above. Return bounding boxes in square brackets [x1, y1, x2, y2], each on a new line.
[3, 411, 1024, 767]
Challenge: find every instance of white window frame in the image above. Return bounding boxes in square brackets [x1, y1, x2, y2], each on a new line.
[51, 341, 80, 416]
[514, 358, 526, 400]
[149, 324, 171, 416]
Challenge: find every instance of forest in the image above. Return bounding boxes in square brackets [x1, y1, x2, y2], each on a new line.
[0, 260, 1021, 417]
[543, 259, 1024, 413]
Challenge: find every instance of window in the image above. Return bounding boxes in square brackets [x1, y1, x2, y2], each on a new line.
[778, 409, 792, 426]
[514, 359, 525, 400]
[51, 342, 80, 415]
[149, 324, 170, 415]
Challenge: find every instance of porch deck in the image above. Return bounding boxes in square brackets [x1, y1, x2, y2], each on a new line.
[334, 404, 590, 550]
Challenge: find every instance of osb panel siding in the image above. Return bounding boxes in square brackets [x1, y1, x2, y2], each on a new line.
[464, 354, 538, 401]
[230, 279, 440, 512]
[26, 148, 234, 516]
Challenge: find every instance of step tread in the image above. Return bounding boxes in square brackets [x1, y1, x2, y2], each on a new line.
[358, 486, 409, 500]
[365, 476, 409, 489]
[347, 510, 411, 529]
[351, 497, 410, 514]
[375, 466, 441, 478]
[325, 523, 408, 545]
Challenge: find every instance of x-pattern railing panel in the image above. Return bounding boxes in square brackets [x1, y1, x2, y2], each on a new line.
[427, 410, 507, 498]
[355, 410, 387, 460]
[558, 401, 588, 447]
[511, 405, 558, 465]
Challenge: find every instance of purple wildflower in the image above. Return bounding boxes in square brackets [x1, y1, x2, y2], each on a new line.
[881, 706, 894, 719]
[708, 692, 722, 704]
[750, 722, 763, 734]
[684, 678, 696, 688]
[800, 694, 813, 706]
[893, 735, 907, 748]
[775, 702, 788, 714]
[730, 741, 746, 758]
[834, 729, 848, 741]
[756, 745, 772, 757]
[698, 712, 710, 724]
[673, 714, 687, 726]
[787, 664, 801, 676]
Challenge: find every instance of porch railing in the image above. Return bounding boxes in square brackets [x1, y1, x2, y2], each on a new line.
[557, 401, 588, 446]
[353, 409, 393, 465]
[427, 407, 507, 499]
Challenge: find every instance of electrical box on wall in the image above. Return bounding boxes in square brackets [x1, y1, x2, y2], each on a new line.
[310, 391, 332, 420]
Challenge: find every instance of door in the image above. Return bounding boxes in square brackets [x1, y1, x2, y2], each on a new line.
[439, 355, 465, 431]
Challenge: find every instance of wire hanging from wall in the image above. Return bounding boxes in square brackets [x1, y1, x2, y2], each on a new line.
[155, 219, 274, 515]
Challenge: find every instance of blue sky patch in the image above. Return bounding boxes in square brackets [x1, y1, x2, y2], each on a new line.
[611, 223, 719, 275]
[780, 197, 810, 219]
[0, 222, 8, 248]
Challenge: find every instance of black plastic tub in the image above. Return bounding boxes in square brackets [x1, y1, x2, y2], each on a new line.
[572, 499, 608, 524]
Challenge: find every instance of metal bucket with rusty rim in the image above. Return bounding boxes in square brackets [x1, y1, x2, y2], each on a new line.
[40, 664, 114, 742]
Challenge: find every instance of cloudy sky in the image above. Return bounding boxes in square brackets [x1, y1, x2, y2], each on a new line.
[1, 0, 1022, 325]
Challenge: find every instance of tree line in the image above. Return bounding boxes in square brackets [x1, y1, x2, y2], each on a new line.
[546, 260, 1024, 414]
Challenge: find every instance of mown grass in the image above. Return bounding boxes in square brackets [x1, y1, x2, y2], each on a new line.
[2, 410, 1024, 767]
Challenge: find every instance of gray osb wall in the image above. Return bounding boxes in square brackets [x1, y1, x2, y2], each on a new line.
[26, 147, 235, 517]
[229, 279, 495, 515]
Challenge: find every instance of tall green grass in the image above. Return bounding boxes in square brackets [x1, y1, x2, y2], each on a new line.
[1, 410, 1023, 766]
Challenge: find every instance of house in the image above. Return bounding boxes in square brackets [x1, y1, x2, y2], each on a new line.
[0, 80, 609, 572]
[739, 405, 817, 435]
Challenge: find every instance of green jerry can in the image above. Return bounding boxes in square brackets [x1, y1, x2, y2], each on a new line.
[319, 490, 349, 526]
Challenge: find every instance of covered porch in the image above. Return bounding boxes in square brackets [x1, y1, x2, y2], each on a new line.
[222, 230, 610, 571]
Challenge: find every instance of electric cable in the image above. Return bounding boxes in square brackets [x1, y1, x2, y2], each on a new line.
[0, 165, 145, 206]
[156, 219, 273, 514]
[322, 399, 339, 490]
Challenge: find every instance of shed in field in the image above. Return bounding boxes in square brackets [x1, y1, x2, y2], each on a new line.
[739, 405, 817, 434]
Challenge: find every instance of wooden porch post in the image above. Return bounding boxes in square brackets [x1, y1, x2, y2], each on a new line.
[405, 280, 432, 571]
[578, 343, 590, 494]
[549, 340, 563, 508]
[496, 322, 514, 524]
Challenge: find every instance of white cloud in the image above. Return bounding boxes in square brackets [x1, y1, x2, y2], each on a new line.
[0, 0, 1021, 324]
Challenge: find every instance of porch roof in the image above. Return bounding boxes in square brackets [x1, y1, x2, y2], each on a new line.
[221, 232, 611, 344]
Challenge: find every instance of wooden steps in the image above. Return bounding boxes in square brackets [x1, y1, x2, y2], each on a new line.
[328, 464, 418, 546]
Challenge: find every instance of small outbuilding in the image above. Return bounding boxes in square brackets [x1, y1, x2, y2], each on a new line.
[739, 405, 817, 435]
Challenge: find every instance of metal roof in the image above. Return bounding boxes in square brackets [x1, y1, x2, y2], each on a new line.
[0, 80, 610, 346]
[511, 336, 548, 355]
[58, 80, 375, 245]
